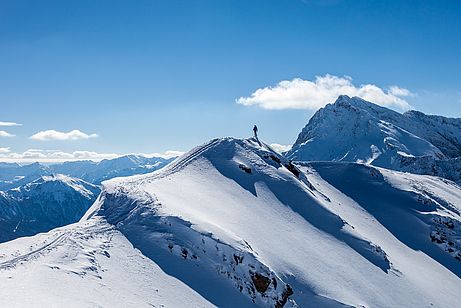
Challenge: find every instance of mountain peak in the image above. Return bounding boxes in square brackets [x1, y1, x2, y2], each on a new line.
[334, 94, 354, 105]
[101, 136, 303, 195]
[286, 96, 449, 166]
[150, 137, 273, 175]
[14, 174, 100, 199]
[331, 95, 393, 114]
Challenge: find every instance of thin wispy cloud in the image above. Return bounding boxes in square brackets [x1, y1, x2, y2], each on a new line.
[236, 74, 413, 111]
[0, 121, 21, 126]
[0, 147, 10, 154]
[30, 129, 98, 141]
[0, 130, 15, 137]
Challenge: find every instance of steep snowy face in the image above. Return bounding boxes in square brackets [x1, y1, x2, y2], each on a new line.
[82, 137, 461, 307]
[0, 174, 100, 243]
[85, 138, 305, 307]
[286, 95, 445, 168]
[306, 162, 461, 269]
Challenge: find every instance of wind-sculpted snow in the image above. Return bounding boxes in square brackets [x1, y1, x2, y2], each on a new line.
[0, 220, 213, 307]
[87, 188, 293, 307]
[1, 137, 460, 307]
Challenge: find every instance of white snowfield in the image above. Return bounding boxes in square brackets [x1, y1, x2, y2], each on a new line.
[1, 137, 460, 307]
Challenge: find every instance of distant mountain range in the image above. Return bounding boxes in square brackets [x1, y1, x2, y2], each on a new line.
[0, 154, 176, 242]
[0, 174, 100, 242]
[0, 154, 175, 190]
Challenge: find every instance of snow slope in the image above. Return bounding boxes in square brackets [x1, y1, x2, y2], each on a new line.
[1, 137, 459, 307]
[0, 219, 213, 307]
[0, 174, 100, 243]
[286, 95, 461, 173]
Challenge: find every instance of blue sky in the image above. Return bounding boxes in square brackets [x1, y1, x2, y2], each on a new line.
[1, 0, 460, 161]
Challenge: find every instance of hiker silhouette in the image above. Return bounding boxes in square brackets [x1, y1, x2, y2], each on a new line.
[253, 125, 258, 138]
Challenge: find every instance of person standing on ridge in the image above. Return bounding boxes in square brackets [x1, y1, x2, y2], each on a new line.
[253, 125, 258, 138]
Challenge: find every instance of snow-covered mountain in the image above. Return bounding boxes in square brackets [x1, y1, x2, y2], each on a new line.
[50, 154, 176, 184]
[0, 174, 100, 243]
[286, 95, 461, 182]
[0, 154, 175, 190]
[0, 162, 51, 191]
[1, 137, 459, 307]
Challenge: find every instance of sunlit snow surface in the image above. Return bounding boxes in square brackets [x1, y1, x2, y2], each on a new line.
[1, 137, 460, 307]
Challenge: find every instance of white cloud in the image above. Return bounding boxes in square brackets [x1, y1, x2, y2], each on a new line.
[270, 143, 292, 153]
[236, 74, 413, 111]
[19, 150, 48, 159]
[0, 149, 118, 162]
[30, 129, 98, 141]
[0, 130, 14, 137]
[0, 121, 21, 126]
[50, 150, 120, 161]
[0, 149, 184, 163]
[146, 150, 185, 159]
[0, 147, 10, 154]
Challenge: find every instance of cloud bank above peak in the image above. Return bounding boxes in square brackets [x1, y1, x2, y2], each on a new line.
[30, 129, 99, 141]
[236, 74, 413, 111]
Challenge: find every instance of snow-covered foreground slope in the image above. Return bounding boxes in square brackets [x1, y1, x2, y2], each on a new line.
[0, 220, 213, 307]
[1, 137, 460, 307]
[286, 96, 461, 181]
[0, 175, 100, 243]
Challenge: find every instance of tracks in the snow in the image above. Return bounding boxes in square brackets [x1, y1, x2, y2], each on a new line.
[0, 231, 70, 270]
